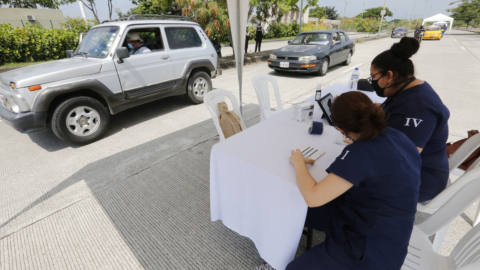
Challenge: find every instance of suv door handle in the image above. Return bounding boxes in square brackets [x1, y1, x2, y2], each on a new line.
[161, 55, 170, 60]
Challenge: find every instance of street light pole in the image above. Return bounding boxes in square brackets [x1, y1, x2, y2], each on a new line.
[408, 0, 418, 31]
[422, 0, 429, 19]
[342, 0, 348, 27]
[362, 0, 365, 19]
[378, 0, 387, 35]
[78, 0, 87, 20]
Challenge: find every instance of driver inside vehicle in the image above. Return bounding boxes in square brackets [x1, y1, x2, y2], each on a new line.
[126, 32, 151, 55]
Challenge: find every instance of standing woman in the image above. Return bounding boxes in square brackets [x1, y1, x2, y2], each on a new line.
[370, 37, 450, 202]
[255, 22, 263, 52]
[287, 91, 421, 270]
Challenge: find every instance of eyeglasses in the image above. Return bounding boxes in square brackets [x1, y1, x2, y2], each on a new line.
[367, 71, 384, 84]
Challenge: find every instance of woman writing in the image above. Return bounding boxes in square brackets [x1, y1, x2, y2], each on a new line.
[369, 37, 450, 202]
[287, 92, 421, 270]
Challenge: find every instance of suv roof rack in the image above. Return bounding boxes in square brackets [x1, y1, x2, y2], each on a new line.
[114, 14, 191, 22]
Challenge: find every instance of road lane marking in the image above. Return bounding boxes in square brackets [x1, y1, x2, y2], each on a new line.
[461, 47, 466, 50]
[342, 62, 366, 73]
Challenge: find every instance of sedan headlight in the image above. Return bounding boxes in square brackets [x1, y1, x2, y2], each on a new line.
[269, 54, 277, 60]
[299, 55, 317, 61]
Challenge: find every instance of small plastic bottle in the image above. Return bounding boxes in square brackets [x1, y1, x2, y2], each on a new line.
[348, 68, 360, 90]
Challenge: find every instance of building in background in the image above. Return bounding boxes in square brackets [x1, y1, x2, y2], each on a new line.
[0, 8, 66, 29]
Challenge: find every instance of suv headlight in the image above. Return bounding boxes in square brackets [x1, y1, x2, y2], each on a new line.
[269, 54, 277, 60]
[299, 55, 317, 61]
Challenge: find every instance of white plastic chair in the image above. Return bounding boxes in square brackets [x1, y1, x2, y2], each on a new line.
[251, 74, 284, 121]
[204, 89, 246, 141]
[417, 133, 480, 251]
[403, 167, 480, 270]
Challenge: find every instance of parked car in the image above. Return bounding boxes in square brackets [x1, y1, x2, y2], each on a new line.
[423, 26, 443, 40]
[267, 30, 355, 76]
[0, 15, 221, 145]
[391, 27, 408, 38]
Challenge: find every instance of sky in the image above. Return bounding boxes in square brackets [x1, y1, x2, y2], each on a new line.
[57, 0, 458, 22]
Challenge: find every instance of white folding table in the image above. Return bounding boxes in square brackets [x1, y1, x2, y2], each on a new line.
[210, 84, 385, 270]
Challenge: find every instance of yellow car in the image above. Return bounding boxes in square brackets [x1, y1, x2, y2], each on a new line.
[423, 26, 442, 40]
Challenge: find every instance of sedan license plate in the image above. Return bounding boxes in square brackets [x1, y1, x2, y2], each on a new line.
[280, 62, 289, 68]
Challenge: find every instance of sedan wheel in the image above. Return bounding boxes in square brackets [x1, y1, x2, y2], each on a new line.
[318, 58, 329, 76]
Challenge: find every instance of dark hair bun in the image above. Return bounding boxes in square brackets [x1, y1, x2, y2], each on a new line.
[390, 37, 420, 59]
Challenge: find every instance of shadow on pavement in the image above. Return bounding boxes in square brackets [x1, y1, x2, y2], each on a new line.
[27, 95, 192, 152]
[1, 104, 268, 269]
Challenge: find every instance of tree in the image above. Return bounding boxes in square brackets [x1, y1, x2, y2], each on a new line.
[356, 7, 393, 19]
[325, 6, 339, 20]
[447, 0, 480, 28]
[60, 16, 98, 34]
[0, 0, 60, 8]
[309, 6, 326, 18]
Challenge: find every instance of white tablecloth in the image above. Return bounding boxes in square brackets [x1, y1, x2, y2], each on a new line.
[210, 84, 385, 270]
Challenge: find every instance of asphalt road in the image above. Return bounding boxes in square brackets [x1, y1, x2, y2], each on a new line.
[0, 30, 479, 269]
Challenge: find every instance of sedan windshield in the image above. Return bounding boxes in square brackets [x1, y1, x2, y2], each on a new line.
[291, 33, 330, 45]
[426, 26, 441, 31]
[74, 26, 118, 58]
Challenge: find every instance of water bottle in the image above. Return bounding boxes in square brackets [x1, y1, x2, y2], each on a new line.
[348, 68, 360, 90]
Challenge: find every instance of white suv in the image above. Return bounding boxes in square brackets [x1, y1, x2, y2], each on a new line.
[0, 15, 221, 144]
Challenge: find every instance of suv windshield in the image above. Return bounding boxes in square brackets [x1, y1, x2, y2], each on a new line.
[74, 26, 118, 58]
[291, 33, 330, 45]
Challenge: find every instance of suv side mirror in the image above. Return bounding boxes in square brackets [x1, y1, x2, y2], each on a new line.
[116, 47, 130, 63]
[66, 50, 74, 58]
[288, 40, 292, 45]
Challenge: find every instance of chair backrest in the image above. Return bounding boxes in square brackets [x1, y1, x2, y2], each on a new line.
[403, 167, 480, 270]
[449, 133, 480, 171]
[204, 89, 246, 141]
[417, 167, 480, 237]
[448, 223, 480, 269]
[251, 74, 284, 121]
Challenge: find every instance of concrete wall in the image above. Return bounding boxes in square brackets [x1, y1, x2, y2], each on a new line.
[0, 8, 66, 29]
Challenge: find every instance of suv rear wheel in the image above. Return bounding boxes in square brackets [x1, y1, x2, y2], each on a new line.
[51, 97, 109, 144]
[186, 71, 212, 104]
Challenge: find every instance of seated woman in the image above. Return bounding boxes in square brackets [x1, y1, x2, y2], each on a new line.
[287, 91, 421, 270]
[369, 37, 450, 202]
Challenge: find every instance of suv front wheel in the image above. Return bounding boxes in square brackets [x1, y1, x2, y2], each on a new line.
[186, 71, 212, 104]
[51, 97, 109, 144]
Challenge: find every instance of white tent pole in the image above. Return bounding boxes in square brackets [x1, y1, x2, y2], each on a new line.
[237, 0, 242, 114]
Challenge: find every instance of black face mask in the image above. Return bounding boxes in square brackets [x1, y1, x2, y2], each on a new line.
[371, 75, 389, 97]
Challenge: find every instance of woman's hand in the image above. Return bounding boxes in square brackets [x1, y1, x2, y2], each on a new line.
[290, 149, 315, 167]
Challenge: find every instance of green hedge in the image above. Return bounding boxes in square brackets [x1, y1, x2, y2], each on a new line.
[0, 23, 78, 63]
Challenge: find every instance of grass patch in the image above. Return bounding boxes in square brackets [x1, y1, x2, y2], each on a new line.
[1, 60, 54, 69]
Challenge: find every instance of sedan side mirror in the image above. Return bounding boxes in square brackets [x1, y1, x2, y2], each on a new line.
[116, 47, 130, 63]
[66, 50, 74, 58]
[288, 40, 292, 45]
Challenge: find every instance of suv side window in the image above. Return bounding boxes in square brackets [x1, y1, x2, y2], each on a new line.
[165, 27, 203, 50]
[340, 33, 347, 43]
[121, 27, 164, 54]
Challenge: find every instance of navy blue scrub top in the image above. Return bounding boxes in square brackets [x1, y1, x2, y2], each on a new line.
[382, 82, 450, 202]
[326, 127, 421, 270]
